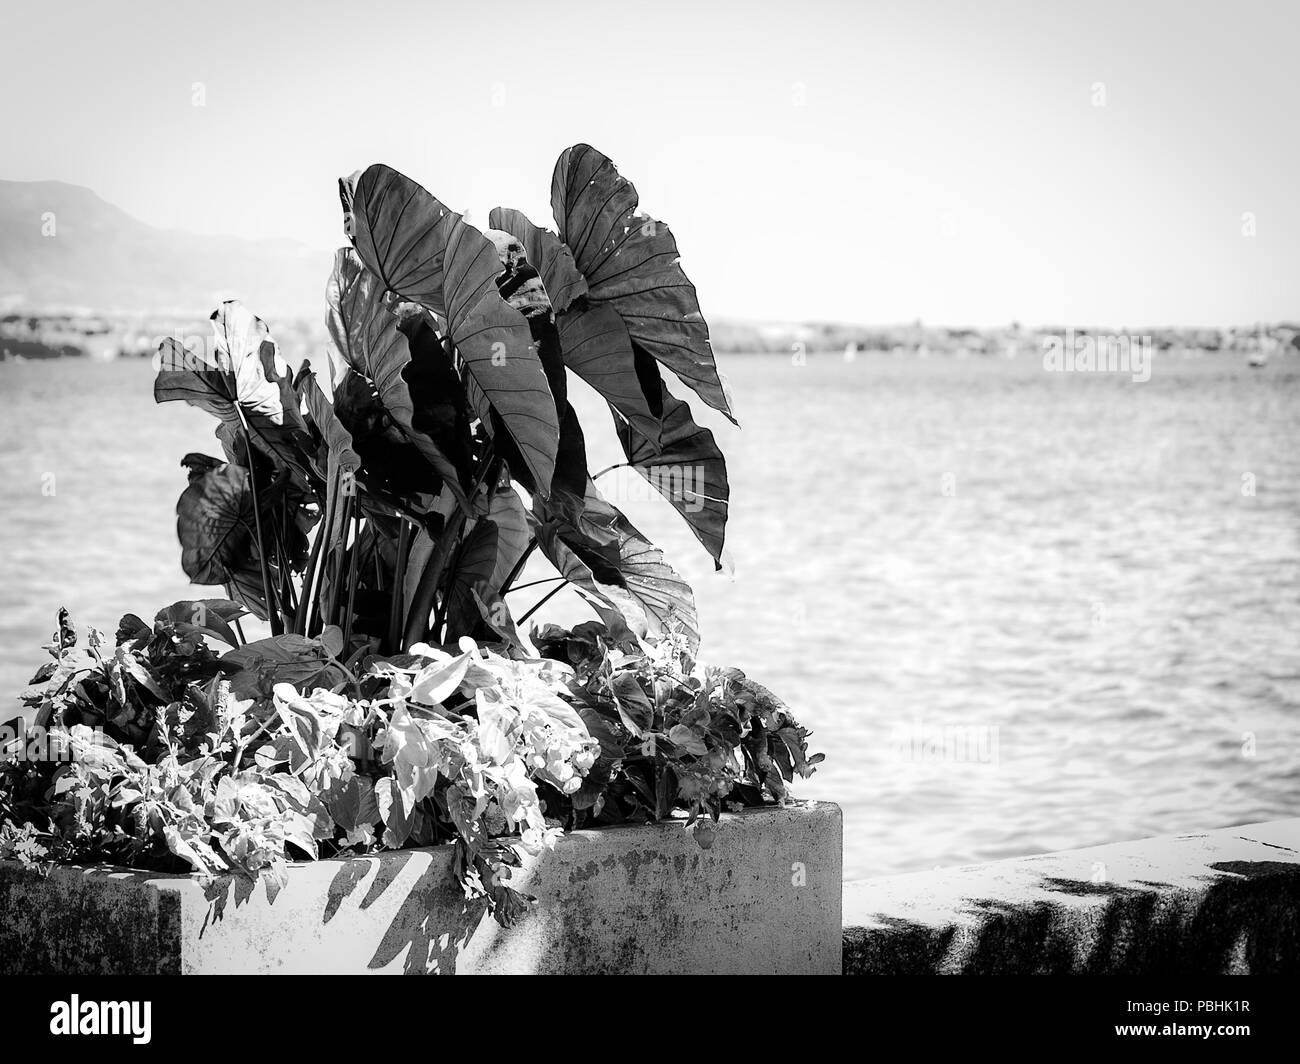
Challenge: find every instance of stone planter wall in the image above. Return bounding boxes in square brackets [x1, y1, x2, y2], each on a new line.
[0, 801, 842, 975]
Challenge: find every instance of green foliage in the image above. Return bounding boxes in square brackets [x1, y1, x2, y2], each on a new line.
[153, 144, 733, 659]
[2, 605, 821, 924]
[530, 622, 824, 831]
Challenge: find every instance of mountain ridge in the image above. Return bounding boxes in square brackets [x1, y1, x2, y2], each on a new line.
[0, 179, 333, 317]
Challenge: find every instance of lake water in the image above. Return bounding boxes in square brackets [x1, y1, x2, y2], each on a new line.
[2, 352, 1298, 880]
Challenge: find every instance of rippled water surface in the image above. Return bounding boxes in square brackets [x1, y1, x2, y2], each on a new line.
[2, 353, 1297, 880]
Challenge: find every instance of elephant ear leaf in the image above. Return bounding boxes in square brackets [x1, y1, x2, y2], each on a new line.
[614, 382, 729, 567]
[346, 165, 559, 495]
[301, 371, 360, 481]
[555, 303, 662, 445]
[441, 518, 500, 640]
[325, 247, 469, 509]
[177, 460, 253, 584]
[348, 164, 498, 325]
[454, 294, 560, 497]
[174, 458, 271, 619]
[550, 144, 735, 425]
[488, 481, 531, 594]
[533, 481, 699, 654]
[155, 301, 313, 481]
[487, 206, 589, 315]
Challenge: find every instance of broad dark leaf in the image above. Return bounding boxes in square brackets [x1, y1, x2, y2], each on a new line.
[222, 557, 273, 620]
[154, 600, 248, 646]
[346, 165, 559, 494]
[442, 518, 500, 640]
[555, 303, 662, 444]
[349, 164, 499, 324]
[174, 458, 294, 620]
[534, 481, 699, 652]
[301, 371, 361, 482]
[399, 312, 474, 479]
[534, 526, 649, 639]
[326, 248, 469, 508]
[609, 671, 653, 738]
[614, 381, 729, 566]
[453, 286, 559, 497]
[487, 482, 531, 593]
[220, 632, 349, 701]
[115, 613, 152, 646]
[577, 705, 626, 760]
[176, 460, 256, 586]
[551, 144, 735, 424]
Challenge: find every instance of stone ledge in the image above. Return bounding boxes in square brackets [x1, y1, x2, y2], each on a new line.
[842, 819, 1300, 974]
[0, 801, 841, 974]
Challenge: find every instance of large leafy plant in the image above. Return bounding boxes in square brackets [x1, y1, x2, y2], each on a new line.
[2, 147, 824, 928]
[157, 144, 734, 660]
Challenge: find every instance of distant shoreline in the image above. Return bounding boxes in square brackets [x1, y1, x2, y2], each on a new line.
[3, 311, 1297, 364]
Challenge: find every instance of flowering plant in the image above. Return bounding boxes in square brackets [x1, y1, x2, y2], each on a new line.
[1, 604, 821, 925]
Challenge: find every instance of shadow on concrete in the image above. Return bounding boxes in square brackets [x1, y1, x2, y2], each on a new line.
[194, 850, 496, 973]
[845, 859, 1300, 974]
[322, 852, 496, 974]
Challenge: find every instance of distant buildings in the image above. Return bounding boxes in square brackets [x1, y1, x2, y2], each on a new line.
[704, 319, 1299, 358]
[2, 311, 1296, 363]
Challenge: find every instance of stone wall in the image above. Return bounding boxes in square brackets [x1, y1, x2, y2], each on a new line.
[842, 819, 1300, 974]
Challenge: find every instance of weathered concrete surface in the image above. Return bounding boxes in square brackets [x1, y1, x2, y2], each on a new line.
[0, 801, 841, 974]
[0, 864, 184, 974]
[843, 819, 1300, 974]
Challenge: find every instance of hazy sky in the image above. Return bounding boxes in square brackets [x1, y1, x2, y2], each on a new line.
[1, 0, 1295, 326]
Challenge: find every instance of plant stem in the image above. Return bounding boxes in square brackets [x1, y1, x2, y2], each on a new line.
[403, 451, 499, 651]
[322, 490, 355, 627]
[498, 540, 537, 595]
[403, 509, 466, 650]
[592, 462, 628, 480]
[341, 507, 361, 651]
[235, 409, 280, 635]
[388, 519, 412, 652]
[295, 471, 334, 635]
[268, 509, 298, 618]
[305, 470, 341, 636]
[517, 581, 568, 625]
[231, 705, 282, 770]
[505, 576, 563, 594]
[432, 529, 468, 639]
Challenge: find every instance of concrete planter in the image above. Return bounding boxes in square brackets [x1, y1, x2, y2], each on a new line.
[0, 801, 840, 974]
